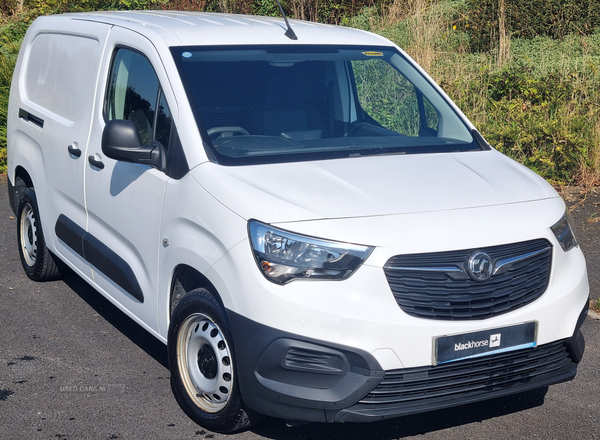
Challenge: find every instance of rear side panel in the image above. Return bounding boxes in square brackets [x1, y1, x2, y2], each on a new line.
[7, 17, 112, 279]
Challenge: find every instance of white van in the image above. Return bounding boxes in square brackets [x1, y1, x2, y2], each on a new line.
[7, 11, 589, 433]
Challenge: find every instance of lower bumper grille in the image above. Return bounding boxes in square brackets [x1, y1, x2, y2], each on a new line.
[340, 340, 576, 421]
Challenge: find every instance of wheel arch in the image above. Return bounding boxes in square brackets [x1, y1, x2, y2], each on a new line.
[170, 264, 226, 318]
[8, 166, 34, 215]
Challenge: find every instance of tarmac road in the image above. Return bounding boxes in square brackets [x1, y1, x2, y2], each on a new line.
[1, 175, 599, 440]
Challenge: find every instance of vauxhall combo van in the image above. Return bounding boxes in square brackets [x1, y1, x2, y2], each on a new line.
[7, 11, 589, 433]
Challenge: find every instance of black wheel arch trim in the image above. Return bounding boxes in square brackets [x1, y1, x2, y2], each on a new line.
[7, 177, 16, 215]
[8, 171, 33, 216]
[55, 214, 144, 303]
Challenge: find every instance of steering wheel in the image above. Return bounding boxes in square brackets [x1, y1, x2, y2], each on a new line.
[348, 121, 368, 137]
[207, 126, 250, 140]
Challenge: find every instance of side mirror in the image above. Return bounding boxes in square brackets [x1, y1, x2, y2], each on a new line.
[102, 119, 165, 171]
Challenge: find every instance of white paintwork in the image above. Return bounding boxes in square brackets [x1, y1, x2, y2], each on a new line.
[208, 228, 588, 369]
[12, 18, 112, 280]
[7, 10, 589, 412]
[66, 11, 391, 47]
[192, 149, 557, 224]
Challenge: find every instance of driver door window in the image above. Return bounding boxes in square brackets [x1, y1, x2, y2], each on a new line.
[106, 48, 173, 152]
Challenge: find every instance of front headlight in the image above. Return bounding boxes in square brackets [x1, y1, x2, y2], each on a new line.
[248, 220, 373, 285]
[551, 210, 578, 252]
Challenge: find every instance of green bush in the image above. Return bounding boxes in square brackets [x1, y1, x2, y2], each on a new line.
[465, 0, 600, 52]
[201, 0, 383, 24]
[449, 57, 600, 184]
[480, 98, 595, 183]
[0, 21, 27, 175]
[22, 0, 169, 15]
[0, 0, 17, 15]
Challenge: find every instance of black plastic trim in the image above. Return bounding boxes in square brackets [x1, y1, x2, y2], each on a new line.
[88, 155, 105, 170]
[567, 300, 588, 364]
[228, 307, 584, 424]
[82, 233, 144, 303]
[335, 360, 575, 422]
[55, 214, 144, 303]
[68, 144, 82, 158]
[18, 108, 44, 128]
[576, 299, 589, 332]
[164, 129, 189, 180]
[227, 310, 384, 422]
[8, 174, 31, 216]
[384, 238, 552, 320]
[7, 177, 16, 215]
[472, 129, 493, 150]
[336, 338, 579, 422]
[55, 215, 85, 257]
[334, 324, 584, 423]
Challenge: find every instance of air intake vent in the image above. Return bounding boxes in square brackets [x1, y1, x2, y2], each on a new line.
[284, 348, 345, 374]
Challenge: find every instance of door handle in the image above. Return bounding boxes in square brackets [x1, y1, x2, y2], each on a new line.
[88, 155, 104, 170]
[68, 144, 82, 158]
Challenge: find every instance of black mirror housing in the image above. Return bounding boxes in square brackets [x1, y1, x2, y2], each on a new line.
[102, 119, 165, 171]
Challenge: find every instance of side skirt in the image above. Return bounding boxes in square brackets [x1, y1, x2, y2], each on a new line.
[55, 214, 144, 303]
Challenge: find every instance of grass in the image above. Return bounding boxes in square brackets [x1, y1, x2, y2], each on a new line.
[348, 0, 600, 186]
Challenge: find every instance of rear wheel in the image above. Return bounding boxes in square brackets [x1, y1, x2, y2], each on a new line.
[16, 188, 62, 281]
[168, 288, 263, 433]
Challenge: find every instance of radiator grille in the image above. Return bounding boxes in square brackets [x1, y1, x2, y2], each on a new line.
[383, 239, 552, 320]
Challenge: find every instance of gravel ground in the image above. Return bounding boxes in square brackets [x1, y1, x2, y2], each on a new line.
[561, 186, 600, 308]
[0, 175, 598, 440]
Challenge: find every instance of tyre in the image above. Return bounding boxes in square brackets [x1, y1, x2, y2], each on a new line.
[168, 288, 263, 433]
[16, 188, 62, 281]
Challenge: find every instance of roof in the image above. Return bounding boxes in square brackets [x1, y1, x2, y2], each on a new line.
[62, 10, 391, 47]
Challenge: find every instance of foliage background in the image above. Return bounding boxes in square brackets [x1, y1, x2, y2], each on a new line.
[0, 0, 599, 186]
[465, 0, 600, 52]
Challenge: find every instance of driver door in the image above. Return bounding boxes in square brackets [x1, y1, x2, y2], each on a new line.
[84, 29, 175, 332]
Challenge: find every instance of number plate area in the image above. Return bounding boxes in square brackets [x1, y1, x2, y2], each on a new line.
[433, 321, 537, 365]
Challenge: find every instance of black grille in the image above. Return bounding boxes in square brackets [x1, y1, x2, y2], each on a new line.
[355, 340, 574, 413]
[384, 239, 552, 320]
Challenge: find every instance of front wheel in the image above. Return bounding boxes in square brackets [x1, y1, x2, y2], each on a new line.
[168, 288, 263, 433]
[16, 188, 62, 281]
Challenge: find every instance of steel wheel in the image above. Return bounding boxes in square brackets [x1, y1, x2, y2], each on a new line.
[16, 188, 62, 281]
[19, 202, 37, 267]
[177, 312, 233, 412]
[168, 288, 263, 433]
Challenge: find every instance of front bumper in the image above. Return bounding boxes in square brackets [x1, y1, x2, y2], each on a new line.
[228, 309, 385, 423]
[208, 199, 589, 423]
[229, 301, 587, 423]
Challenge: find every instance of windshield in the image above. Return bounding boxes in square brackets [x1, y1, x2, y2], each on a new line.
[171, 45, 481, 165]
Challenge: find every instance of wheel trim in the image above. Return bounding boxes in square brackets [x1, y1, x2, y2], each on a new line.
[19, 203, 37, 267]
[177, 312, 233, 413]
